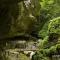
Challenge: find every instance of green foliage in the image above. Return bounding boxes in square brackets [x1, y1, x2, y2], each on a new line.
[40, 0, 60, 18]
[48, 17, 60, 34]
[49, 45, 56, 54]
[38, 0, 60, 39]
[38, 36, 49, 49]
[32, 51, 50, 60]
[17, 53, 30, 60]
[38, 21, 49, 38]
[33, 17, 60, 60]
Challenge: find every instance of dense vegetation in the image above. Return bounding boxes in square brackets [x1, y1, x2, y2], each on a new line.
[0, 0, 60, 60]
[32, 17, 60, 60]
[32, 0, 60, 60]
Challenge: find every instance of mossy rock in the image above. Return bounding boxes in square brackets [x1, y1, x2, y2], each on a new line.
[19, 53, 30, 60]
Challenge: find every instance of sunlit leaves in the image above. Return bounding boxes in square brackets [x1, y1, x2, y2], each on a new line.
[48, 17, 60, 34]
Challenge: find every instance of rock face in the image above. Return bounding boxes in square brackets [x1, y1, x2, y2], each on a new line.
[0, 0, 40, 38]
[5, 40, 38, 50]
[0, 0, 40, 60]
[9, 0, 40, 37]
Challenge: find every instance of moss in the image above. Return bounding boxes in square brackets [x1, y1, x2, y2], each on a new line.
[18, 53, 30, 60]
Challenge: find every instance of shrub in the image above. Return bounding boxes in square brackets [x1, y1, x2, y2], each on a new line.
[48, 17, 60, 34]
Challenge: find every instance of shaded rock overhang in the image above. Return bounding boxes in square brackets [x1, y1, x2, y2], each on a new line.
[0, 34, 38, 41]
